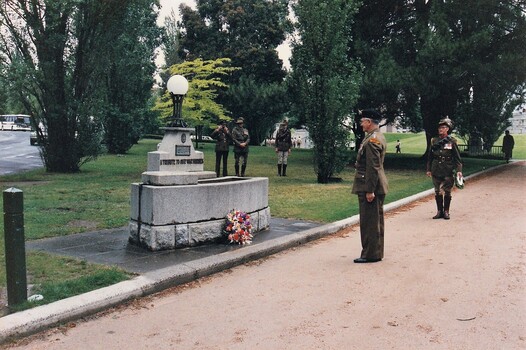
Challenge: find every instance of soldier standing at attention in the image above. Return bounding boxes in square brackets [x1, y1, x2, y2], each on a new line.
[231, 117, 250, 177]
[210, 120, 231, 177]
[275, 119, 292, 176]
[426, 118, 463, 220]
[352, 109, 388, 263]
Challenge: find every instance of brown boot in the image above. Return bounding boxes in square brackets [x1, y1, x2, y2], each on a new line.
[433, 195, 444, 219]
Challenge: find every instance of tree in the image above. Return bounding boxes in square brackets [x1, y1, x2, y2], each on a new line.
[352, 0, 421, 132]
[177, 0, 291, 141]
[178, 0, 290, 84]
[99, 0, 162, 154]
[352, 0, 526, 154]
[0, 0, 161, 171]
[154, 58, 239, 128]
[289, 0, 362, 183]
[425, 0, 526, 149]
[224, 75, 288, 145]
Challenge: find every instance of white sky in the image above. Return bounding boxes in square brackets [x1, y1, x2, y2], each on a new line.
[157, 0, 291, 69]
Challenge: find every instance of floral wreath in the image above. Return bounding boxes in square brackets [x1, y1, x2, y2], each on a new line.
[223, 209, 253, 245]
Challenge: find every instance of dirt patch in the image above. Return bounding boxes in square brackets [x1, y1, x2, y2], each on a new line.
[65, 220, 98, 230]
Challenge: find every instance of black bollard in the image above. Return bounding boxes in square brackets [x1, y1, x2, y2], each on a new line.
[3, 187, 27, 306]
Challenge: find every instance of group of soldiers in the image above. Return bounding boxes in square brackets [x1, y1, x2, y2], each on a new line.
[210, 117, 250, 177]
[211, 118, 294, 178]
[352, 111, 464, 263]
[212, 113, 512, 265]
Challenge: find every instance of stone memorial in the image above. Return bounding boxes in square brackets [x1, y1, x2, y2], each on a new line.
[128, 75, 270, 251]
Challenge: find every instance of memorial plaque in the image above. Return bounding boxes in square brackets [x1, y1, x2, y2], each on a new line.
[175, 145, 191, 156]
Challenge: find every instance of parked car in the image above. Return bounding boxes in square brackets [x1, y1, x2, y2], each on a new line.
[190, 135, 213, 141]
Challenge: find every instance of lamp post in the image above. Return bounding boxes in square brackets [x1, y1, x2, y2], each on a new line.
[166, 75, 189, 127]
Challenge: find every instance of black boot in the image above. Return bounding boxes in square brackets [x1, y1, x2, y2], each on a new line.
[282, 164, 287, 176]
[277, 164, 282, 176]
[235, 164, 240, 177]
[433, 194, 444, 219]
[443, 194, 451, 220]
[241, 164, 246, 177]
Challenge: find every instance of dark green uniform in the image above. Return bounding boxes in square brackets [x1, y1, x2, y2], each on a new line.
[211, 125, 230, 177]
[351, 128, 388, 260]
[275, 123, 292, 176]
[231, 124, 250, 176]
[427, 136, 462, 194]
[502, 132, 514, 163]
[426, 135, 462, 219]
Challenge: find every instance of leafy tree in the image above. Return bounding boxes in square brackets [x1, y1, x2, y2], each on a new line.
[154, 58, 239, 128]
[0, 0, 161, 171]
[290, 0, 362, 183]
[224, 75, 288, 145]
[178, 0, 290, 84]
[352, 0, 526, 154]
[352, 0, 421, 132]
[99, 0, 162, 154]
[424, 0, 526, 149]
[177, 0, 291, 141]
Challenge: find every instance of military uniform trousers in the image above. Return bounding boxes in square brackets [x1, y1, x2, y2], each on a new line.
[357, 193, 385, 260]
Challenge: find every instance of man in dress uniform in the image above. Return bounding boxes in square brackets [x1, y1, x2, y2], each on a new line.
[231, 117, 250, 177]
[351, 109, 388, 263]
[426, 118, 463, 220]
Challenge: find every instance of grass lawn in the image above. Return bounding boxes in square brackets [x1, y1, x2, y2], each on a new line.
[1, 131, 522, 310]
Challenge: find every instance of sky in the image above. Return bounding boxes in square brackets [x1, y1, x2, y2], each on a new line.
[157, 0, 291, 69]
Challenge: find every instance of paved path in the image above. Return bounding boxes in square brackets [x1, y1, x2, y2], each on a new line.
[0, 131, 42, 176]
[2, 162, 525, 349]
[25, 218, 323, 274]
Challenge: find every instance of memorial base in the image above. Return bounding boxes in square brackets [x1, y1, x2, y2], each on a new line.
[129, 176, 270, 251]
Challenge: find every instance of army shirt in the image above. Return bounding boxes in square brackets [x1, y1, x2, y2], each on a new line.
[231, 125, 250, 153]
[211, 127, 230, 152]
[351, 128, 388, 195]
[426, 136, 462, 177]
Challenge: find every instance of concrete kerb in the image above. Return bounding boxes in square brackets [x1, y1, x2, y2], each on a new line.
[0, 164, 508, 344]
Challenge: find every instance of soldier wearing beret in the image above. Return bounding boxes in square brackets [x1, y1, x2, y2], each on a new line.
[351, 109, 388, 263]
[231, 117, 250, 177]
[426, 118, 463, 220]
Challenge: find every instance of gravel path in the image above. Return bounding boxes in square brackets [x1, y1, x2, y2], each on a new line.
[4, 162, 525, 350]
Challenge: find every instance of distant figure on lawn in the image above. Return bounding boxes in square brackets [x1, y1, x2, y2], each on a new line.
[275, 119, 292, 176]
[502, 130, 515, 163]
[395, 140, 401, 153]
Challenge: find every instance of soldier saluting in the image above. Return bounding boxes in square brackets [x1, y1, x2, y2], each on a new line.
[426, 118, 463, 220]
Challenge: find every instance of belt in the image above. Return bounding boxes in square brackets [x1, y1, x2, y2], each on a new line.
[435, 156, 452, 162]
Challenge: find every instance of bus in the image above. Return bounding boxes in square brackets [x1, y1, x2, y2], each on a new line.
[0, 114, 31, 131]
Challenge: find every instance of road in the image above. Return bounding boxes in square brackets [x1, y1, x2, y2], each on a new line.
[4, 162, 525, 349]
[0, 131, 43, 176]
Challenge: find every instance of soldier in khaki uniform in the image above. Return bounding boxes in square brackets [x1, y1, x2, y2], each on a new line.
[351, 110, 388, 263]
[210, 120, 231, 177]
[426, 118, 463, 220]
[275, 119, 292, 176]
[231, 117, 250, 177]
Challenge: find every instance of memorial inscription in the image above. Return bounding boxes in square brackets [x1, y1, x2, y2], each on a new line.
[175, 145, 191, 156]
